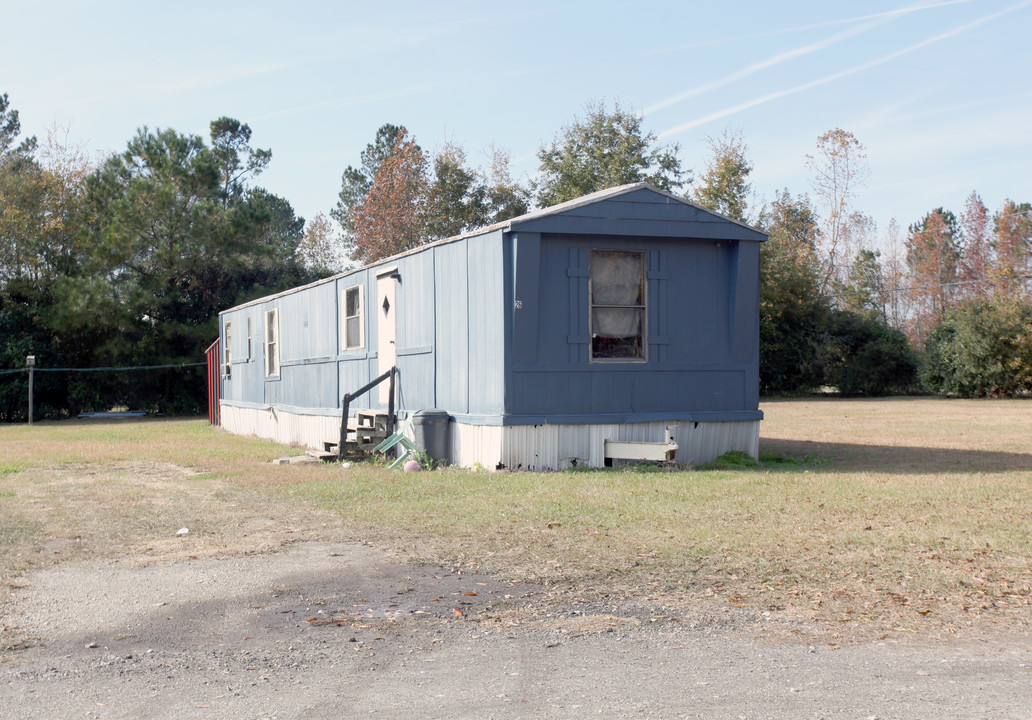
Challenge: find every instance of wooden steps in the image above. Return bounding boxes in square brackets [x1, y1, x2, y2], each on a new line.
[316, 410, 394, 462]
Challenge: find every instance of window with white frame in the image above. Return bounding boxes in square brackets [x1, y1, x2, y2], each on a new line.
[223, 322, 233, 377]
[343, 285, 364, 350]
[246, 315, 252, 360]
[265, 308, 280, 377]
[589, 250, 646, 360]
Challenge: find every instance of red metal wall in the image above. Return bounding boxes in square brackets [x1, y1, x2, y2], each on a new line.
[205, 339, 221, 425]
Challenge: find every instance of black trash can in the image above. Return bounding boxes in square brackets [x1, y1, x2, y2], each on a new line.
[411, 409, 451, 466]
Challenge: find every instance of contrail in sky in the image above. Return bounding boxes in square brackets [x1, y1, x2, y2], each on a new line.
[647, 0, 972, 54]
[644, 0, 972, 116]
[657, 0, 1032, 139]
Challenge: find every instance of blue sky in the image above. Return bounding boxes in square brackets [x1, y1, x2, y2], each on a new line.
[4, 0, 1030, 244]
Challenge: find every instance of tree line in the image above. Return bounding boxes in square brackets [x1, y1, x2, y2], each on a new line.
[2, 93, 1029, 420]
[0, 94, 318, 418]
[331, 104, 1029, 399]
[701, 126, 1030, 398]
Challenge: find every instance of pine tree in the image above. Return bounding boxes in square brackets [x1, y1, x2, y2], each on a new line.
[692, 127, 751, 222]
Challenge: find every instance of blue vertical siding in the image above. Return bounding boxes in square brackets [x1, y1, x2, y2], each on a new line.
[280, 281, 338, 362]
[272, 281, 340, 409]
[565, 247, 590, 364]
[674, 239, 731, 363]
[220, 305, 268, 405]
[393, 250, 437, 411]
[219, 184, 763, 426]
[510, 232, 541, 366]
[647, 249, 670, 364]
[466, 232, 505, 415]
[335, 268, 377, 411]
[508, 229, 759, 418]
[433, 240, 470, 414]
[220, 235, 509, 418]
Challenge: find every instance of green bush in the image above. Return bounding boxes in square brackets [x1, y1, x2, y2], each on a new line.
[820, 310, 918, 396]
[922, 301, 1032, 397]
[760, 297, 828, 394]
[702, 450, 762, 470]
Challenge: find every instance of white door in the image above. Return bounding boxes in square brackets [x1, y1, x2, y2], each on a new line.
[376, 271, 397, 405]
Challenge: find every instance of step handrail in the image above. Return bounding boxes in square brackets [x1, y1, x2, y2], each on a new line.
[337, 366, 397, 461]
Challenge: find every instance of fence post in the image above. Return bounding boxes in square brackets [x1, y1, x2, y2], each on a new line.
[26, 355, 35, 425]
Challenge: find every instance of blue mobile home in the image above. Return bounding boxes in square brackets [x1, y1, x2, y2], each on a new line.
[217, 183, 766, 469]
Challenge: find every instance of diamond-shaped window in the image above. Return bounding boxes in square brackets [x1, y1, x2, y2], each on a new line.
[382, 296, 390, 316]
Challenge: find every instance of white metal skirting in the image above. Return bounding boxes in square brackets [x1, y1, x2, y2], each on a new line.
[220, 404, 341, 451]
[220, 402, 759, 470]
[452, 420, 760, 471]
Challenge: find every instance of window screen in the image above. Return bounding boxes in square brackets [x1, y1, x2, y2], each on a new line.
[224, 323, 232, 377]
[344, 285, 363, 350]
[265, 309, 279, 377]
[590, 251, 645, 360]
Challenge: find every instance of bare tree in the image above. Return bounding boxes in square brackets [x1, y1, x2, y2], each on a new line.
[295, 212, 345, 274]
[806, 128, 872, 297]
[958, 191, 993, 300]
[993, 199, 1032, 302]
[878, 218, 913, 331]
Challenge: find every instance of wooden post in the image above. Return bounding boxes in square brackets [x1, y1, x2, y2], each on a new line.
[26, 355, 35, 425]
[337, 394, 351, 462]
[386, 367, 396, 438]
[335, 366, 395, 462]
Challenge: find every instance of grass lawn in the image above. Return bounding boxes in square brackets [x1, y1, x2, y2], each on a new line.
[1, 397, 1030, 641]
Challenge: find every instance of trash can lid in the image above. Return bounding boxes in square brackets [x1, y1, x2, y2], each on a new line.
[412, 408, 450, 419]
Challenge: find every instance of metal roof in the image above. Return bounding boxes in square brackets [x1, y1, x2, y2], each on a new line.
[221, 182, 767, 315]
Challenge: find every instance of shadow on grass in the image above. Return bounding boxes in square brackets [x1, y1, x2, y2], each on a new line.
[74, 416, 205, 425]
[9, 416, 206, 428]
[760, 438, 1032, 474]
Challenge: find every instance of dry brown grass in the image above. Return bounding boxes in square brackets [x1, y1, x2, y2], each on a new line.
[748, 398, 1032, 639]
[761, 396, 1032, 469]
[0, 419, 347, 594]
[1, 401, 1030, 643]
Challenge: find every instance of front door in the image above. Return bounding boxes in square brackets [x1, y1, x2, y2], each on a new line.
[376, 271, 397, 406]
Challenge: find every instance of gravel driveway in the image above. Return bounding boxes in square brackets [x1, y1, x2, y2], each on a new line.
[3, 542, 1030, 719]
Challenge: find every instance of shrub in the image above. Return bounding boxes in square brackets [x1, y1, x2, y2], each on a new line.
[819, 310, 918, 396]
[921, 301, 1032, 397]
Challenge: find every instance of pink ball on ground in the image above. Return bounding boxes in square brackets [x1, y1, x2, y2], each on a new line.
[403, 460, 422, 472]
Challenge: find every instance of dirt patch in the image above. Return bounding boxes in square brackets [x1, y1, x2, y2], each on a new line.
[4, 458, 1030, 647]
[4, 541, 1032, 720]
[1, 462, 344, 586]
[2, 543, 537, 657]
